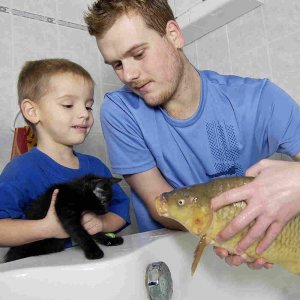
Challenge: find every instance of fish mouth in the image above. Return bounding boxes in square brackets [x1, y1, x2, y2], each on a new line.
[155, 194, 169, 217]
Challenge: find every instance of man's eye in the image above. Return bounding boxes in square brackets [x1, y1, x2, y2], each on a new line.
[135, 51, 144, 59]
[113, 63, 122, 70]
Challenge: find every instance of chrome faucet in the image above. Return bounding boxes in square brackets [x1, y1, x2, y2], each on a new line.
[146, 261, 173, 300]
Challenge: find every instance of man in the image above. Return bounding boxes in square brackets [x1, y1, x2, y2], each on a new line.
[84, 0, 300, 269]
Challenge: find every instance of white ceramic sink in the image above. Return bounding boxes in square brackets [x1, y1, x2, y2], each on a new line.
[0, 229, 299, 300]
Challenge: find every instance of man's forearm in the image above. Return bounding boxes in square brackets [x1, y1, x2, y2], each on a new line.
[148, 206, 186, 231]
[154, 215, 186, 231]
[101, 212, 126, 233]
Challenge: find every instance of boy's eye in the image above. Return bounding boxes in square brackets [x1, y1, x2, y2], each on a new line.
[62, 104, 72, 108]
[86, 106, 93, 111]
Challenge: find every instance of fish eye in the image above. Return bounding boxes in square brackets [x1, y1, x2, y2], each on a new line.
[178, 199, 185, 206]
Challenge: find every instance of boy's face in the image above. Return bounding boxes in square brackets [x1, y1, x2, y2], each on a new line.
[96, 13, 184, 107]
[34, 72, 94, 148]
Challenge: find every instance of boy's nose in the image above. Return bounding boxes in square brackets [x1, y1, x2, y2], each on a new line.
[78, 106, 89, 119]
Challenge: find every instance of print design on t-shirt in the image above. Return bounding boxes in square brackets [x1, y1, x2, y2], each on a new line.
[205, 121, 242, 178]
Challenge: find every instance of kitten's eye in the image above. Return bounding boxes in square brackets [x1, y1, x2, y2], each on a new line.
[178, 199, 185, 206]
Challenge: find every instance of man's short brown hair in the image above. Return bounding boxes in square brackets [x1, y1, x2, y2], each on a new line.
[84, 0, 175, 38]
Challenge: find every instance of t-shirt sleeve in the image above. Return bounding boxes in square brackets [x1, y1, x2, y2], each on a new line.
[109, 183, 131, 225]
[0, 182, 26, 219]
[256, 80, 300, 156]
[100, 93, 156, 175]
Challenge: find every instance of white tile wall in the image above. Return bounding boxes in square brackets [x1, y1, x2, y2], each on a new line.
[183, 1, 300, 107]
[0, 11, 13, 131]
[12, 0, 56, 18]
[0, 130, 13, 172]
[183, 43, 198, 68]
[57, 0, 94, 25]
[227, 8, 265, 59]
[231, 46, 271, 79]
[174, 0, 201, 16]
[0, 0, 10, 7]
[196, 26, 231, 74]
[263, 0, 300, 42]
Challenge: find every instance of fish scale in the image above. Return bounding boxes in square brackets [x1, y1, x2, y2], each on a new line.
[156, 177, 300, 275]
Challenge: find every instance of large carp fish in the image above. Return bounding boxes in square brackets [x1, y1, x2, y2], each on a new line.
[155, 177, 300, 275]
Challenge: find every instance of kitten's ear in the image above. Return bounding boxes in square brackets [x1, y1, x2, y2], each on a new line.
[91, 177, 122, 187]
[110, 177, 122, 184]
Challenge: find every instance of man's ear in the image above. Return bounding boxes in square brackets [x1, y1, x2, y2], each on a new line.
[21, 99, 39, 124]
[165, 20, 184, 49]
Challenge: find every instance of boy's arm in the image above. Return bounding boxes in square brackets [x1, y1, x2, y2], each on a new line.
[0, 189, 69, 247]
[0, 218, 51, 247]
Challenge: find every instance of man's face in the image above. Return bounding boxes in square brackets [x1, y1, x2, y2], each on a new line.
[96, 13, 184, 107]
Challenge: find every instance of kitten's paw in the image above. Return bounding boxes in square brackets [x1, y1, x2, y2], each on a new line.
[105, 236, 124, 246]
[85, 248, 104, 259]
[92, 232, 124, 246]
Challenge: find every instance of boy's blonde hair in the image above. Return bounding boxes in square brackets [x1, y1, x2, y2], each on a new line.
[84, 0, 175, 38]
[18, 58, 94, 126]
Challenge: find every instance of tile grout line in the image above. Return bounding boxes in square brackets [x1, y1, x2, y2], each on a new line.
[0, 6, 87, 31]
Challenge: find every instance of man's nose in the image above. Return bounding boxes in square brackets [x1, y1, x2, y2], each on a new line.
[122, 61, 140, 83]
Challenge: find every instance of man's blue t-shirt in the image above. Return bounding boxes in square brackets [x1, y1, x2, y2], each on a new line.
[100, 70, 300, 232]
[0, 148, 130, 227]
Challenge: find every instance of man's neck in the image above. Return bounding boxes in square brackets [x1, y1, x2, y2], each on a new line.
[163, 63, 201, 120]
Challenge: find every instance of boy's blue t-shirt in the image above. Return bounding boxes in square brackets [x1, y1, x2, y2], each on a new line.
[100, 70, 300, 232]
[0, 147, 130, 227]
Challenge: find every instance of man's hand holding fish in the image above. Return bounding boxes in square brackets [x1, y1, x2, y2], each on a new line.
[211, 158, 300, 269]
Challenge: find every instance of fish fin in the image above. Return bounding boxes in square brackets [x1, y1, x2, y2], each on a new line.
[191, 235, 207, 275]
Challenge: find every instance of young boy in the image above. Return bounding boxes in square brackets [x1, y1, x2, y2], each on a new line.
[0, 58, 130, 248]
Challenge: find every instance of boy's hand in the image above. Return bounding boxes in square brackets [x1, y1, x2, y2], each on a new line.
[81, 211, 103, 235]
[43, 189, 69, 239]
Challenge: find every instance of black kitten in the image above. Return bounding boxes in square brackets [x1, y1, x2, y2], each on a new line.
[5, 175, 124, 262]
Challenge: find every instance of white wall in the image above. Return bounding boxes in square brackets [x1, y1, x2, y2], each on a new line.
[183, 0, 300, 106]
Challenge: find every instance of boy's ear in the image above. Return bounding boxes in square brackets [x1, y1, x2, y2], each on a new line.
[165, 20, 184, 49]
[21, 99, 39, 124]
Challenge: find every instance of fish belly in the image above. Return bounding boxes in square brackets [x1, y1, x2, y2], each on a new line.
[208, 207, 300, 275]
